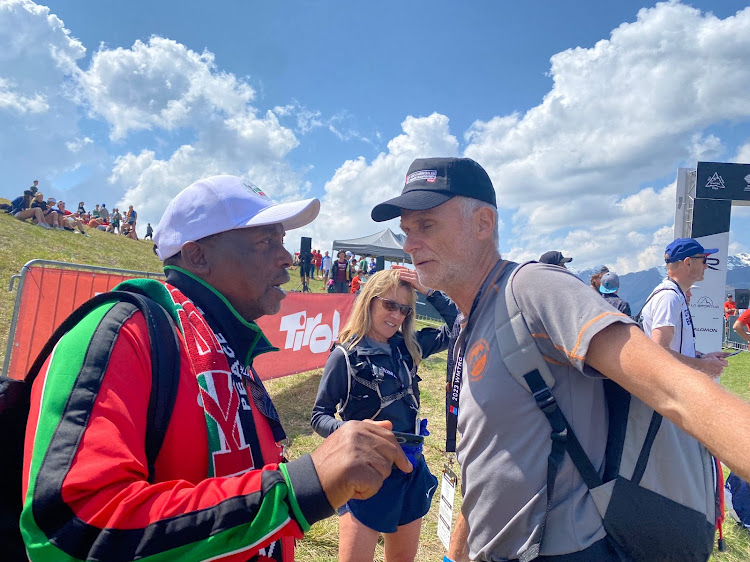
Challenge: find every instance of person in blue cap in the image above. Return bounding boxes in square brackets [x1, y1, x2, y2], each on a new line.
[599, 272, 631, 316]
[641, 238, 730, 378]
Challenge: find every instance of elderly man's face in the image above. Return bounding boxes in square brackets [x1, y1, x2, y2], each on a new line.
[401, 198, 478, 293]
[201, 223, 292, 321]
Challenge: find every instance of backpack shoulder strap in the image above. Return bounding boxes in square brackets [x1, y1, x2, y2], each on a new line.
[335, 344, 355, 416]
[495, 261, 603, 562]
[496, 261, 556, 392]
[25, 290, 180, 483]
[635, 285, 679, 320]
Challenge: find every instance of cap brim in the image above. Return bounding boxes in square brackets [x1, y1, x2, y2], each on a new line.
[244, 198, 320, 231]
[703, 248, 719, 255]
[560, 257, 573, 263]
[371, 190, 454, 222]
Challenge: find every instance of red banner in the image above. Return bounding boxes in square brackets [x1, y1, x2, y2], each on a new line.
[7, 265, 354, 381]
[255, 293, 355, 380]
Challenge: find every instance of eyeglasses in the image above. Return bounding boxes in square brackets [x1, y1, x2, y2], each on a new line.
[688, 255, 708, 264]
[374, 296, 413, 317]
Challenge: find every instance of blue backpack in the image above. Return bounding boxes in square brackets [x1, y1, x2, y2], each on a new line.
[726, 472, 750, 529]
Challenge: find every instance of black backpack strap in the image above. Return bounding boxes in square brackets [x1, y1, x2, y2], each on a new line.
[495, 262, 611, 561]
[635, 286, 679, 321]
[25, 290, 180, 482]
[520, 369, 603, 562]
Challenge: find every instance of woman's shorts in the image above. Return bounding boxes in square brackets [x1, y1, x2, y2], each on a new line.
[337, 455, 437, 533]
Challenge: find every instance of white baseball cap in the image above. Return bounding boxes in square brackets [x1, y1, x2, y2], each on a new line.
[154, 175, 320, 260]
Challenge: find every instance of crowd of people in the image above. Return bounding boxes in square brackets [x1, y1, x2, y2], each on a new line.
[14, 162, 750, 562]
[294, 248, 379, 293]
[2, 180, 150, 241]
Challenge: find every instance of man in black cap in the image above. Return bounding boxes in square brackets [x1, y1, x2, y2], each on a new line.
[372, 157, 750, 562]
[539, 251, 572, 268]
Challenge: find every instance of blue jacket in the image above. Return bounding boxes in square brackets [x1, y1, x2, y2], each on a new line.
[311, 291, 458, 436]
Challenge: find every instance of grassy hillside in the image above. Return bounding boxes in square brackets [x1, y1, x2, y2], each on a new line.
[2, 204, 749, 561]
[0, 205, 164, 367]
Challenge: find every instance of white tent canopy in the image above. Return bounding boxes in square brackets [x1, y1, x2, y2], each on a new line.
[332, 228, 411, 263]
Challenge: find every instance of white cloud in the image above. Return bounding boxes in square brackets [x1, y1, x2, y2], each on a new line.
[109, 108, 304, 236]
[79, 36, 255, 140]
[0, 78, 48, 113]
[299, 113, 459, 251]
[4, 1, 750, 272]
[462, 2, 750, 272]
[735, 141, 750, 164]
[0, 0, 98, 192]
[272, 102, 373, 145]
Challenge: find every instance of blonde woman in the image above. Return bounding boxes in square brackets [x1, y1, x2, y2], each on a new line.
[311, 269, 457, 562]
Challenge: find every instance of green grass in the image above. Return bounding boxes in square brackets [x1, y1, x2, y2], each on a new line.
[2, 202, 749, 560]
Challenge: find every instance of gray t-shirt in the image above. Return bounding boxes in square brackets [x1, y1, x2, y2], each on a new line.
[456, 262, 633, 560]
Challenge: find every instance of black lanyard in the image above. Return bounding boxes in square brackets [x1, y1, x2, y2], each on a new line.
[445, 260, 509, 453]
[666, 277, 696, 343]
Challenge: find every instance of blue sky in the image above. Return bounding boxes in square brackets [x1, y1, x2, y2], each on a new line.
[2, 0, 750, 272]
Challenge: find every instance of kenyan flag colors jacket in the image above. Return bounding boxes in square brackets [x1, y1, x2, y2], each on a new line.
[21, 268, 333, 561]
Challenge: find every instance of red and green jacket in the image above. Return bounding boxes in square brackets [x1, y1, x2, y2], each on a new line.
[21, 267, 333, 561]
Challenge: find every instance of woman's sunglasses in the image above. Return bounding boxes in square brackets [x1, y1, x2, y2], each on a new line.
[374, 296, 413, 317]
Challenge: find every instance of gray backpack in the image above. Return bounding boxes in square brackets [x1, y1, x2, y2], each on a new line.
[496, 262, 718, 562]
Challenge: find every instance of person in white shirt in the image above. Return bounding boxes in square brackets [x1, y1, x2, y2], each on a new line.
[641, 238, 730, 378]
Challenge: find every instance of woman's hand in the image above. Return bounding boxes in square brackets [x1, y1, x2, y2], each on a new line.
[398, 269, 430, 295]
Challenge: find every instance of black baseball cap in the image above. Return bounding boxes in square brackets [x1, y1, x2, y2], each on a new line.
[371, 157, 496, 222]
[539, 251, 572, 265]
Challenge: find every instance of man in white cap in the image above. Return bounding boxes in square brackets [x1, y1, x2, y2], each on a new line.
[21, 175, 410, 562]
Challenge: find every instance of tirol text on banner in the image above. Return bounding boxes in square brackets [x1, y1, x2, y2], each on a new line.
[254, 292, 355, 380]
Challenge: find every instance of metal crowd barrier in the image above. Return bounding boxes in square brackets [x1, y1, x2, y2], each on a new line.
[3, 260, 165, 378]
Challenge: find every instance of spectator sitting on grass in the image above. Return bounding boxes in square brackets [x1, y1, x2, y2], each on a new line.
[57, 201, 89, 236]
[77, 201, 86, 215]
[31, 192, 63, 230]
[10, 189, 49, 228]
[122, 223, 138, 240]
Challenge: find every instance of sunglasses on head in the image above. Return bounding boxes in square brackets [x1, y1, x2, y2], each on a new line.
[374, 296, 413, 317]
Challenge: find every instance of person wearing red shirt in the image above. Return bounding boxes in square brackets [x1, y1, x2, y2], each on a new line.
[350, 271, 362, 293]
[312, 250, 323, 279]
[733, 309, 750, 344]
[725, 295, 738, 319]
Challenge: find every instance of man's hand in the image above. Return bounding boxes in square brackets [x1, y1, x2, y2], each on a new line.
[697, 353, 728, 377]
[398, 269, 430, 295]
[310, 420, 412, 509]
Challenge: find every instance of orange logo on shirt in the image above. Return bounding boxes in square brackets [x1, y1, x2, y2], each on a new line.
[467, 339, 489, 382]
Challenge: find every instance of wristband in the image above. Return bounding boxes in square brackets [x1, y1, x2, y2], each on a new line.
[443, 557, 456, 562]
